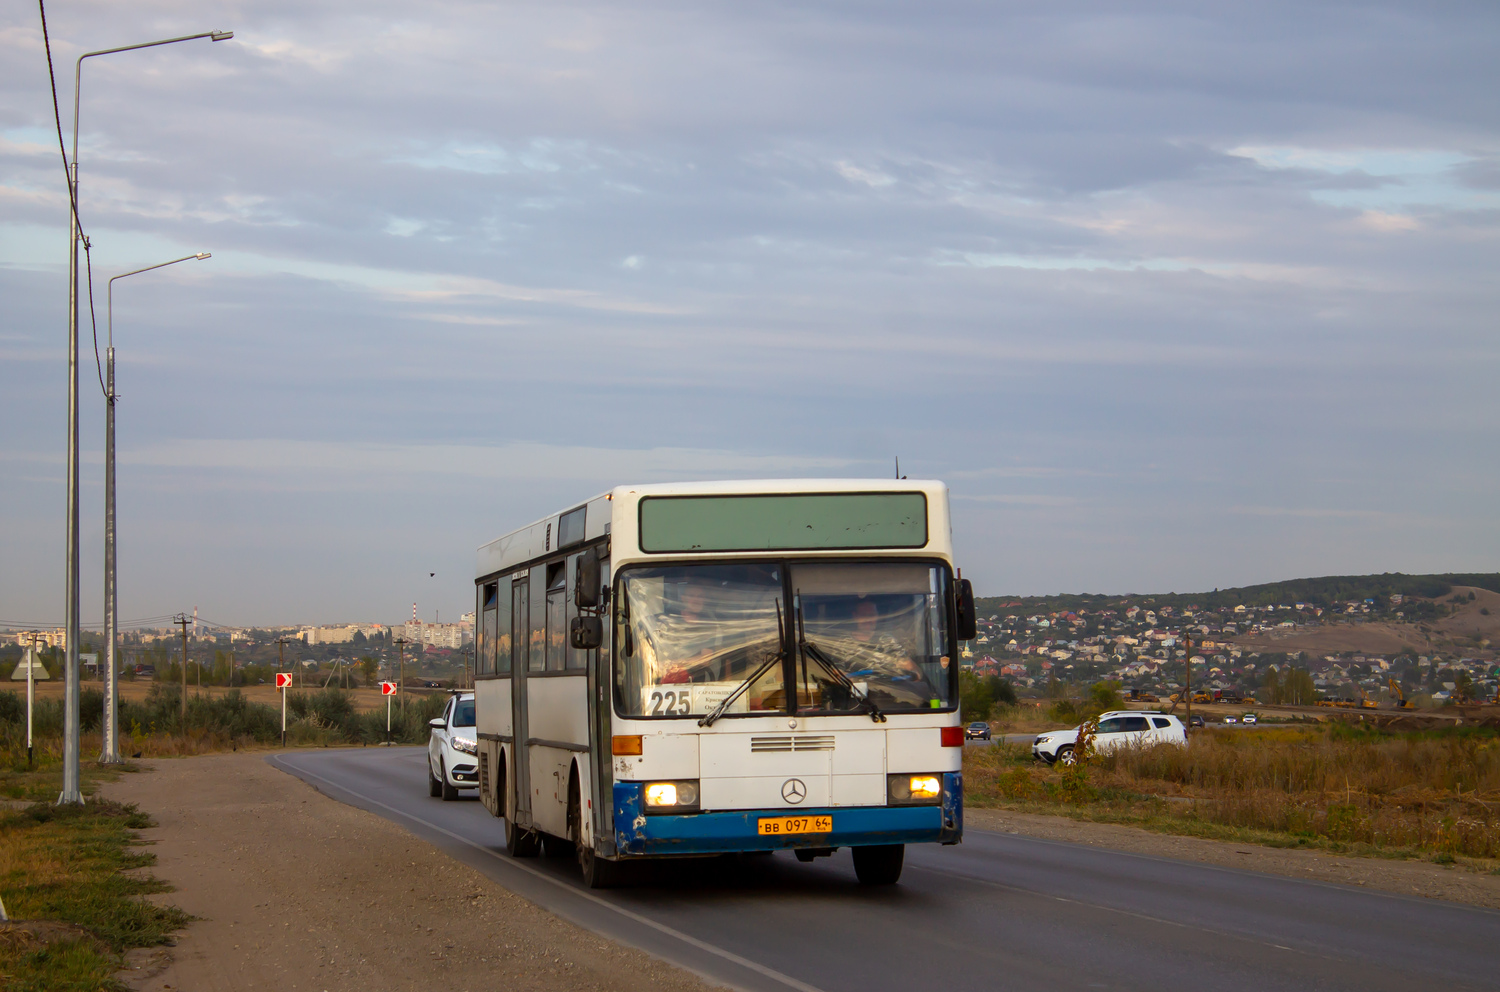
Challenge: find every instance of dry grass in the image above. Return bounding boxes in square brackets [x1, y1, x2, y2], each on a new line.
[965, 725, 1500, 861]
[0, 800, 188, 991]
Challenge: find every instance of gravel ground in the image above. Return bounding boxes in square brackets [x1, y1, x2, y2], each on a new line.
[100, 751, 719, 992]
[965, 807, 1500, 909]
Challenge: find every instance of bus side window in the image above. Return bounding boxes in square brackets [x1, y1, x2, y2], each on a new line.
[495, 576, 512, 674]
[530, 567, 547, 672]
[546, 561, 567, 672]
[480, 582, 499, 676]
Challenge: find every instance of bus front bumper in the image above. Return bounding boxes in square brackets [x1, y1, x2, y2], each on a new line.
[613, 773, 962, 856]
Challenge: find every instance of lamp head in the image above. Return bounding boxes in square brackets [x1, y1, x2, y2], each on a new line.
[194, 253, 211, 260]
[210, 30, 234, 42]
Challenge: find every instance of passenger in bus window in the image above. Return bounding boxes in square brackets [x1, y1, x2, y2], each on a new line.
[659, 578, 716, 683]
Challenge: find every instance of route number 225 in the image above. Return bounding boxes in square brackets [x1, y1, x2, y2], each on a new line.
[647, 689, 693, 716]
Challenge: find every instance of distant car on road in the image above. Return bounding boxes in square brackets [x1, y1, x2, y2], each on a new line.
[1032, 711, 1186, 765]
[427, 692, 478, 801]
[1242, 713, 1258, 725]
[1223, 716, 1238, 724]
[965, 721, 992, 740]
[1188, 714, 1205, 728]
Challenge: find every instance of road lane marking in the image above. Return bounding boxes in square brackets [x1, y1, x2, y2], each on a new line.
[268, 753, 827, 992]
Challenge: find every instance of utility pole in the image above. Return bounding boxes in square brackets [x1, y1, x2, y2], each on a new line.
[1183, 632, 1192, 733]
[27, 634, 38, 768]
[173, 614, 191, 732]
[394, 637, 407, 714]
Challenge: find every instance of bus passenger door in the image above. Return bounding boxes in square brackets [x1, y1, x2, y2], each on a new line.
[588, 556, 613, 854]
[511, 576, 532, 829]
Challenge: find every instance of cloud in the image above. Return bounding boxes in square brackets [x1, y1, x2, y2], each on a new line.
[0, 0, 1496, 620]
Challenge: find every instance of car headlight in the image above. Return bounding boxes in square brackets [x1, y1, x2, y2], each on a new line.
[451, 737, 477, 755]
[642, 780, 699, 813]
[888, 773, 943, 806]
[1033, 736, 1048, 746]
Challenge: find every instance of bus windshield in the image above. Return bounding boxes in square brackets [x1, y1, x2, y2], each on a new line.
[615, 563, 786, 718]
[614, 560, 954, 718]
[790, 562, 953, 713]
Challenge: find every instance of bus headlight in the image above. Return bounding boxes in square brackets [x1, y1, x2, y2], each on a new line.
[643, 780, 700, 813]
[888, 773, 943, 805]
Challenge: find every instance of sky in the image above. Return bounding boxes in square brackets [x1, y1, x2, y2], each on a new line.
[1, 0, 1497, 628]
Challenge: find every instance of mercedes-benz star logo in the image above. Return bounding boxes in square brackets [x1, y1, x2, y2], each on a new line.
[781, 778, 807, 804]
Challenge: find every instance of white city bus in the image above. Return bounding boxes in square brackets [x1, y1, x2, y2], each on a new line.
[472, 479, 976, 887]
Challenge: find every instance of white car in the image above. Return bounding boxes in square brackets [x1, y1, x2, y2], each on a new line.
[1242, 712, 1258, 725]
[1032, 711, 1186, 765]
[427, 692, 478, 800]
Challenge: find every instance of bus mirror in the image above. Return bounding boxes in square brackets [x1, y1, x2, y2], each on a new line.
[570, 616, 602, 650]
[957, 578, 977, 641]
[576, 547, 601, 609]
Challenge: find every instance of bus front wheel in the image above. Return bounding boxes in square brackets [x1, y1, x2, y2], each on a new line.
[852, 844, 904, 885]
[571, 776, 622, 889]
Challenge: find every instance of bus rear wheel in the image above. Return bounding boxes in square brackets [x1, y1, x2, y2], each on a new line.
[852, 844, 904, 885]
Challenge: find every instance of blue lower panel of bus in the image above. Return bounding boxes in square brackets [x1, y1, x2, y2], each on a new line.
[613, 773, 962, 856]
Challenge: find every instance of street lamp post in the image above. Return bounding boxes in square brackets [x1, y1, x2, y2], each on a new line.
[100, 254, 210, 764]
[59, 29, 232, 803]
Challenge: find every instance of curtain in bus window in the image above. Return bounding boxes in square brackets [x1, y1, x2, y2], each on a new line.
[546, 563, 567, 672]
[530, 568, 547, 672]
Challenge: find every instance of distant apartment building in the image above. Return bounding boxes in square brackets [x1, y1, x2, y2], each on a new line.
[0, 629, 66, 649]
[302, 623, 390, 646]
[401, 620, 472, 652]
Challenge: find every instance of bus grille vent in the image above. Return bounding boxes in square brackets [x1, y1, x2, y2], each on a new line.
[751, 735, 835, 752]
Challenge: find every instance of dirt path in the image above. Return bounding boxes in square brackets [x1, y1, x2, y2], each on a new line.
[99, 752, 718, 992]
[966, 807, 1500, 909]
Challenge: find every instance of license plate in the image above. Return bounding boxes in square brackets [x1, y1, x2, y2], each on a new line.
[757, 815, 833, 836]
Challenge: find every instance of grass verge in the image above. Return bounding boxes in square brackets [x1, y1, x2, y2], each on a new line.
[965, 724, 1500, 869]
[0, 798, 188, 991]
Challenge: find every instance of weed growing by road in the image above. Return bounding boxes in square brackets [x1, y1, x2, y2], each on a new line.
[966, 724, 1500, 862]
[0, 799, 188, 991]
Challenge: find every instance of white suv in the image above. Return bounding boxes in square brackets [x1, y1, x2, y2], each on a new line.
[1032, 711, 1186, 765]
[427, 692, 478, 800]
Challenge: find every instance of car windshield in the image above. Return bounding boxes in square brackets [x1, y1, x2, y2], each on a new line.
[615, 563, 786, 718]
[613, 560, 956, 718]
[452, 698, 475, 728]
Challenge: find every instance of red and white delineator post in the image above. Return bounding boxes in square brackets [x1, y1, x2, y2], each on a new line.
[380, 681, 398, 744]
[276, 671, 293, 745]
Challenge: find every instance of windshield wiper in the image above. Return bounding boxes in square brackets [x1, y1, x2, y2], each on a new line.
[796, 599, 886, 723]
[699, 600, 785, 728]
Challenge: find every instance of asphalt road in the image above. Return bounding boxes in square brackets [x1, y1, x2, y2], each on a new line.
[270, 748, 1496, 992]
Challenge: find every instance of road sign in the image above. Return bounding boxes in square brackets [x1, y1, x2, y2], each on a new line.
[380, 681, 398, 696]
[275, 672, 293, 689]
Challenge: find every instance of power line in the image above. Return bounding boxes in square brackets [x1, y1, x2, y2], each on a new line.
[37, 0, 108, 401]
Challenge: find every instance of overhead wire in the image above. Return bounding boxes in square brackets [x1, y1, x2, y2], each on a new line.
[37, 0, 109, 401]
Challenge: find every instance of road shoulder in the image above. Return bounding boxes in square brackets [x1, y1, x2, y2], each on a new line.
[965, 807, 1500, 909]
[99, 751, 719, 992]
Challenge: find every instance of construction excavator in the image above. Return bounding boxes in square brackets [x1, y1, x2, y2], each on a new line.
[1388, 677, 1413, 709]
[1356, 685, 1379, 710]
